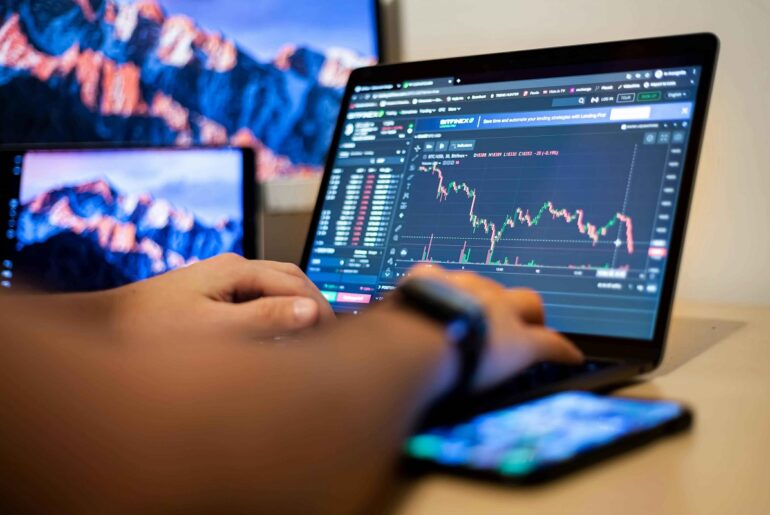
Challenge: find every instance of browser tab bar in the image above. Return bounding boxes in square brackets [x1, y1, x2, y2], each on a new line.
[401, 77, 454, 89]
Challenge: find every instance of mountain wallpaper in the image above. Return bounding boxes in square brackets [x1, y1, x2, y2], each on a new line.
[0, 0, 376, 180]
[15, 148, 244, 292]
[17, 177, 241, 291]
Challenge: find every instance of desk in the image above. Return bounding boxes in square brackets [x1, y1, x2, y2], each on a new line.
[393, 301, 770, 515]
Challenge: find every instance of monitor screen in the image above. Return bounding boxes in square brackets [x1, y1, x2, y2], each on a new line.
[0, 147, 250, 292]
[0, 0, 379, 180]
[304, 65, 703, 340]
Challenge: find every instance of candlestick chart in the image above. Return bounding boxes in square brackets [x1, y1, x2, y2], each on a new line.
[419, 162, 635, 264]
[397, 133, 661, 274]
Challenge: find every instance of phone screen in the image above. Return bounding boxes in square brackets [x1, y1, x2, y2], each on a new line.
[404, 391, 687, 480]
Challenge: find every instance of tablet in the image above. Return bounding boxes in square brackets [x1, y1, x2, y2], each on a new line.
[0, 146, 255, 291]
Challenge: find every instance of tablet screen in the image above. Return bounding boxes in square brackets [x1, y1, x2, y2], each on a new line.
[0, 147, 251, 291]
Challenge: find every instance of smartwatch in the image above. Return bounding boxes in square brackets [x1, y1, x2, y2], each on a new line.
[395, 276, 487, 399]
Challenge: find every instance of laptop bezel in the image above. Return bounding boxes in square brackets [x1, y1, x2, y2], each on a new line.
[302, 33, 719, 368]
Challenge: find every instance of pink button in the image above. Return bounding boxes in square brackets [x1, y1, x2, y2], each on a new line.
[336, 292, 372, 304]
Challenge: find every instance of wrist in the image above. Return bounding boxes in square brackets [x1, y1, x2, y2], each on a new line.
[360, 299, 459, 405]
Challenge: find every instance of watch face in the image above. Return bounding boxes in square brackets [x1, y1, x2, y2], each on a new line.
[399, 277, 485, 324]
[398, 277, 486, 400]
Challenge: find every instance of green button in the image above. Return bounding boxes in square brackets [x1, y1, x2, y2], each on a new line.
[638, 91, 661, 101]
[321, 291, 338, 302]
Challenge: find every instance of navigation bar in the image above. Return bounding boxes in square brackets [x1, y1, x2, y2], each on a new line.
[414, 102, 694, 132]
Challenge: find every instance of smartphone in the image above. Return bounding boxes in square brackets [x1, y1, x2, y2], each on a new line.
[403, 391, 692, 484]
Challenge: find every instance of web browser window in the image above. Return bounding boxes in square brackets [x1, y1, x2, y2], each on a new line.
[306, 66, 701, 340]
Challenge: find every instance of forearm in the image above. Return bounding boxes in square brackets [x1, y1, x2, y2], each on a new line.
[0, 258, 577, 514]
[0, 292, 144, 513]
[0, 294, 454, 514]
[284, 304, 452, 513]
[174, 303, 453, 515]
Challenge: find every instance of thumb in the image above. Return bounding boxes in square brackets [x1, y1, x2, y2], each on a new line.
[238, 296, 321, 338]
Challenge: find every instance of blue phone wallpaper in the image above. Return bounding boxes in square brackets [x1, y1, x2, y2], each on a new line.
[405, 391, 683, 477]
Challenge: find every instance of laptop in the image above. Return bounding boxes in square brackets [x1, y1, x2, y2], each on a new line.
[301, 34, 719, 421]
[0, 146, 256, 292]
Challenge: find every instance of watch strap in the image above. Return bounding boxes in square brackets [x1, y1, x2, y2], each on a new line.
[396, 277, 487, 398]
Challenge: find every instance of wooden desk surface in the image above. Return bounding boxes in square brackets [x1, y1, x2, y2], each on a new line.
[393, 301, 770, 515]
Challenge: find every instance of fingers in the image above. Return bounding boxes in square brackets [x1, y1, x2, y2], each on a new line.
[252, 261, 336, 322]
[524, 326, 584, 365]
[405, 263, 582, 390]
[408, 265, 544, 325]
[203, 255, 335, 324]
[409, 266, 501, 303]
[502, 289, 545, 325]
[239, 267, 334, 325]
[256, 260, 309, 278]
[234, 296, 321, 338]
[407, 263, 447, 281]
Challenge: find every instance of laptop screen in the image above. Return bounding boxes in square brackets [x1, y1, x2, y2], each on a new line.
[0, 147, 252, 292]
[305, 65, 703, 340]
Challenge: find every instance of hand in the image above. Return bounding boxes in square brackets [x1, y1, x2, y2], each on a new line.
[107, 254, 335, 344]
[405, 264, 583, 392]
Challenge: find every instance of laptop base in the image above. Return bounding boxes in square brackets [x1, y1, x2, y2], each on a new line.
[419, 358, 648, 427]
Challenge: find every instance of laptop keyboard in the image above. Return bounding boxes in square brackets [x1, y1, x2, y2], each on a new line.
[506, 359, 616, 391]
[421, 358, 623, 426]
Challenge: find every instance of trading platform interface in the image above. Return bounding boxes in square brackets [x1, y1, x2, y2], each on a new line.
[306, 66, 701, 339]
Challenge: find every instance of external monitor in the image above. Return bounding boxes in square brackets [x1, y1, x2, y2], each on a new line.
[0, 0, 381, 181]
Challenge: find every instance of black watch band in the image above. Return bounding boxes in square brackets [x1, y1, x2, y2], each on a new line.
[395, 277, 487, 398]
